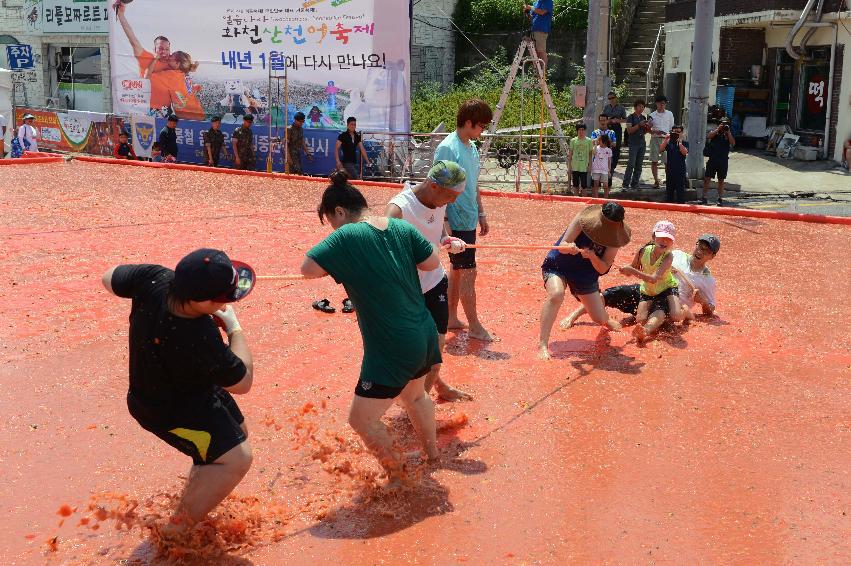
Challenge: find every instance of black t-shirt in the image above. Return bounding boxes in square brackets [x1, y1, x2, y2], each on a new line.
[337, 131, 361, 164]
[625, 113, 647, 147]
[666, 140, 689, 179]
[708, 132, 732, 162]
[111, 264, 246, 415]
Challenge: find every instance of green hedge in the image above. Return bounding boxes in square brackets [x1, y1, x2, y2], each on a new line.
[411, 81, 582, 135]
[453, 0, 590, 34]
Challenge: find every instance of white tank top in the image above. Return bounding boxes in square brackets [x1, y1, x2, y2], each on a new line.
[388, 183, 447, 293]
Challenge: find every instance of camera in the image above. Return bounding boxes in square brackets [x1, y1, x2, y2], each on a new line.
[669, 131, 680, 142]
[720, 122, 730, 132]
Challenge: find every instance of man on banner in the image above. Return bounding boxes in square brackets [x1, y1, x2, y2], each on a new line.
[114, 2, 170, 111]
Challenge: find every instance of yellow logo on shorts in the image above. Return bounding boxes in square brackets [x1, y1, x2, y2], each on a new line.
[169, 428, 212, 462]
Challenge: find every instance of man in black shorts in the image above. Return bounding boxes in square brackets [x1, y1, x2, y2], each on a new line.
[701, 118, 735, 206]
[102, 248, 256, 528]
[386, 161, 472, 401]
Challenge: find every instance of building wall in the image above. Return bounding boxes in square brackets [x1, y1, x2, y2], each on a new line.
[666, 0, 844, 22]
[0, 0, 111, 115]
[411, 0, 457, 90]
[718, 27, 766, 82]
[664, 12, 851, 161]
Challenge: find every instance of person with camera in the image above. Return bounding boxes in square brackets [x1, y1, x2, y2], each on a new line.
[603, 91, 627, 179]
[648, 95, 674, 190]
[659, 125, 688, 203]
[622, 100, 649, 189]
[701, 119, 735, 206]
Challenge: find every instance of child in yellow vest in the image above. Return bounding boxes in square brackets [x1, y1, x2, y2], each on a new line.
[619, 220, 683, 343]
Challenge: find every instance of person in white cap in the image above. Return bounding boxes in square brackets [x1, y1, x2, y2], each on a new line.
[619, 220, 683, 343]
[15, 114, 38, 156]
[386, 160, 472, 402]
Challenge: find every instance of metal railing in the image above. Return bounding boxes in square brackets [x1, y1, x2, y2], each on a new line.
[646, 25, 665, 102]
[361, 130, 571, 192]
[11, 106, 573, 193]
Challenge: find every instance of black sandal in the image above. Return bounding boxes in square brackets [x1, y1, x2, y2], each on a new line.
[342, 298, 355, 313]
[312, 298, 335, 313]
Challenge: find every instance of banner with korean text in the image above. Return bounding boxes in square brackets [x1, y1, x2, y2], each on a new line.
[23, 0, 109, 34]
[109, 0, 411, 133]
[14, 107, 124, 154]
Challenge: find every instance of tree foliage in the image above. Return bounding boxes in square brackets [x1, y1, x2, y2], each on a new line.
[453, 0, 590, 35]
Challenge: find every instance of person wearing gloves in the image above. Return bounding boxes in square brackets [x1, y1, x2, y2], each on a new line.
[386, 160, 473, 402]
[101, 248, 256, 530]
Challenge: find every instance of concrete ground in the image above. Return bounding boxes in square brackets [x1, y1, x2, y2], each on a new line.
[480, 148, 851, 217]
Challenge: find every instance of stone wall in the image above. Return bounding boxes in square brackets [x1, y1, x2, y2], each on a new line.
[412, 0, 457, 90]
[455, 32, 587, 87]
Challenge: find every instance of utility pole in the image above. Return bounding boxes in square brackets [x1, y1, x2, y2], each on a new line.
[583, 0, 610, 124]
[686, 0, 716, 180]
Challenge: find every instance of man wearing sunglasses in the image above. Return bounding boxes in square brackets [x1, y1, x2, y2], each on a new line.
[102, 248, 256, 530]
[434, 99, 495, 342]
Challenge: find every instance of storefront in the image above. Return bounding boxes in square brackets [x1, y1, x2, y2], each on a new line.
[3, 0, 111, 115]
[664, 9, 850, 162]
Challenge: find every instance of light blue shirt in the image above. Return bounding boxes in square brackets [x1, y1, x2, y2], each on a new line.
[434, 131, 480, 231]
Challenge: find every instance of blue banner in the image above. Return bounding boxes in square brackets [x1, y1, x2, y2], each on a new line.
[152, 118, 375, 176]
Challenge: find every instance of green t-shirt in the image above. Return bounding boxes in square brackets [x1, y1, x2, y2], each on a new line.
[306, 219, 441, 387]
[569, 137, 593, 172]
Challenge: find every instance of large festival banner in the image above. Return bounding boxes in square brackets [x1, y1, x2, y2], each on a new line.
[15, 107, 125, 154]
[109, 0, 411, 133]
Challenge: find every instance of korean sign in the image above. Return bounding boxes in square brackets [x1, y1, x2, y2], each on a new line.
[6, 45, 35, 71]
[24, 0, 109, 35]
[151, 116, 354, 175]
[109, 0, 410, 132]
[800, 66, 828, 132]
[14, 108, 124, 153]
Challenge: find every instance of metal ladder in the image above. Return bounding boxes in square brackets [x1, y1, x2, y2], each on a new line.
[479, 36, 570, 163]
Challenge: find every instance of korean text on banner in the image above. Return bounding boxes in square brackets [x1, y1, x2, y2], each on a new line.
[109, 1, 410, 132]
[25, 0, 109, 35]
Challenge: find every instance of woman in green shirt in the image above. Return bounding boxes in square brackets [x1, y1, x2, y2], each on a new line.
[301, 171, 442, 483]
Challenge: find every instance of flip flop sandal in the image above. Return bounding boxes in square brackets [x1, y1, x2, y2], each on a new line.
[342, 298, 355, 313]
[312, 298, 335, 314]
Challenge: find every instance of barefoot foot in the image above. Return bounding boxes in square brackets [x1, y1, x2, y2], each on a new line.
[559, 314, 579, 330]
[468, 324, 494, 342]
[632, 324, 647, 344]
[605, 318, 623, 332]
[435, 381, 473, 402]
[538, 345, 551, 360]
[447, 318, 468, 330]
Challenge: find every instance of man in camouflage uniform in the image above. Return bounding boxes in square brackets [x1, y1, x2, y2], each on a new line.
[231, 114, 256, 170]
[285, 111, 312, 174]
[203, 116, 226, 167]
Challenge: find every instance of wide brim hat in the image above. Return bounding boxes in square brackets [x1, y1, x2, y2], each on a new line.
[577, 204, 631, 248]
[23, 113, 35, 120]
